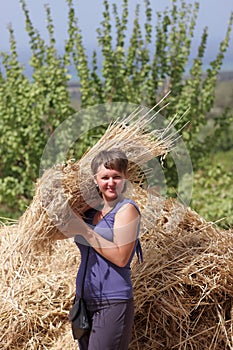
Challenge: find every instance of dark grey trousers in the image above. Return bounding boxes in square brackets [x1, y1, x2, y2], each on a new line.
[78, 299, 134, 350]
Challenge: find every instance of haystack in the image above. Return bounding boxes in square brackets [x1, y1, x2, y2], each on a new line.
[1, 102, 233, 349]
[131, 196, 233, 349]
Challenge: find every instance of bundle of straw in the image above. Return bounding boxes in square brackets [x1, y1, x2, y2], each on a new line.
[7, 100, 178, 253]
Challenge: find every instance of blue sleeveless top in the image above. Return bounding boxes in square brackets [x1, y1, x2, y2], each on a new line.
[74, 198, 141, 301]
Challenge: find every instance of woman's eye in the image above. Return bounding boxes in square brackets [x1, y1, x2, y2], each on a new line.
[100, 174, 123, 180]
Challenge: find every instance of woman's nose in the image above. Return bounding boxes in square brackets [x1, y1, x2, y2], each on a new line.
[109, 177, 114, 185]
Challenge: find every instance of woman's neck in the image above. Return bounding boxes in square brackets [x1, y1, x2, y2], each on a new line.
[101, 195, 124, 214]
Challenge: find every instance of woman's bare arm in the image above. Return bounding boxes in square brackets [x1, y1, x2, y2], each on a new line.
[60, 203, 140, 267]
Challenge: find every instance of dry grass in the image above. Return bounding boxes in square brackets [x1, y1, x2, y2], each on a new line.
[1, 197, 233, 349]
[131, 197, 233, 349]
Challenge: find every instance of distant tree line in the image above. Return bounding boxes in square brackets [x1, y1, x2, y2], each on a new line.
[0, 0, 232, 226]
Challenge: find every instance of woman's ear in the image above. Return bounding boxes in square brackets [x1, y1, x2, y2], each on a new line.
[93, 174, 97, 184]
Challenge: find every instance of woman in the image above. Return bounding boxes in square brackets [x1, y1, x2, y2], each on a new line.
[64, 148, 142, 350]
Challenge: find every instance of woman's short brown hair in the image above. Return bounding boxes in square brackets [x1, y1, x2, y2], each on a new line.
[91, 148, 128, 176]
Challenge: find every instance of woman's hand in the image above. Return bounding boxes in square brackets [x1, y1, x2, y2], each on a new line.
[57, 213, 87, 238]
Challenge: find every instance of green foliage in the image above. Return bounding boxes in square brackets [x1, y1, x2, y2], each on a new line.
[0, 0, 75, 212]
[0, 0, 232, 225]
[191, 161, 233, 228]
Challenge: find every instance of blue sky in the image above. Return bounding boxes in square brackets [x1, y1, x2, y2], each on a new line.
[0, 0, 232, 71]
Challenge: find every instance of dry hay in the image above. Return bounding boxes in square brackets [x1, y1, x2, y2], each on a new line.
[0, 226, 77, 349]
[1, 198, 233, 350]
[131, 197, 233, 350]
[1, 101, 233, 349]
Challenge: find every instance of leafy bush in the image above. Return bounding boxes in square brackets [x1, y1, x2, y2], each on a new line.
[191, 160, 233, 228]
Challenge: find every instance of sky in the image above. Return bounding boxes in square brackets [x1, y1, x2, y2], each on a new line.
[0, 0, 232, 72]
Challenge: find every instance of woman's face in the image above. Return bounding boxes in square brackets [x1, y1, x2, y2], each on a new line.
[94, 164, 126, 201]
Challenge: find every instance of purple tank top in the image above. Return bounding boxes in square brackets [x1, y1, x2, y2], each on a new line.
[74, 198, 140, 301]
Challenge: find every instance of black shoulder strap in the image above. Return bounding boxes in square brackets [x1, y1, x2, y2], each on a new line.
[81, 247, 90, 298]
[136, 239, 143, 263]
